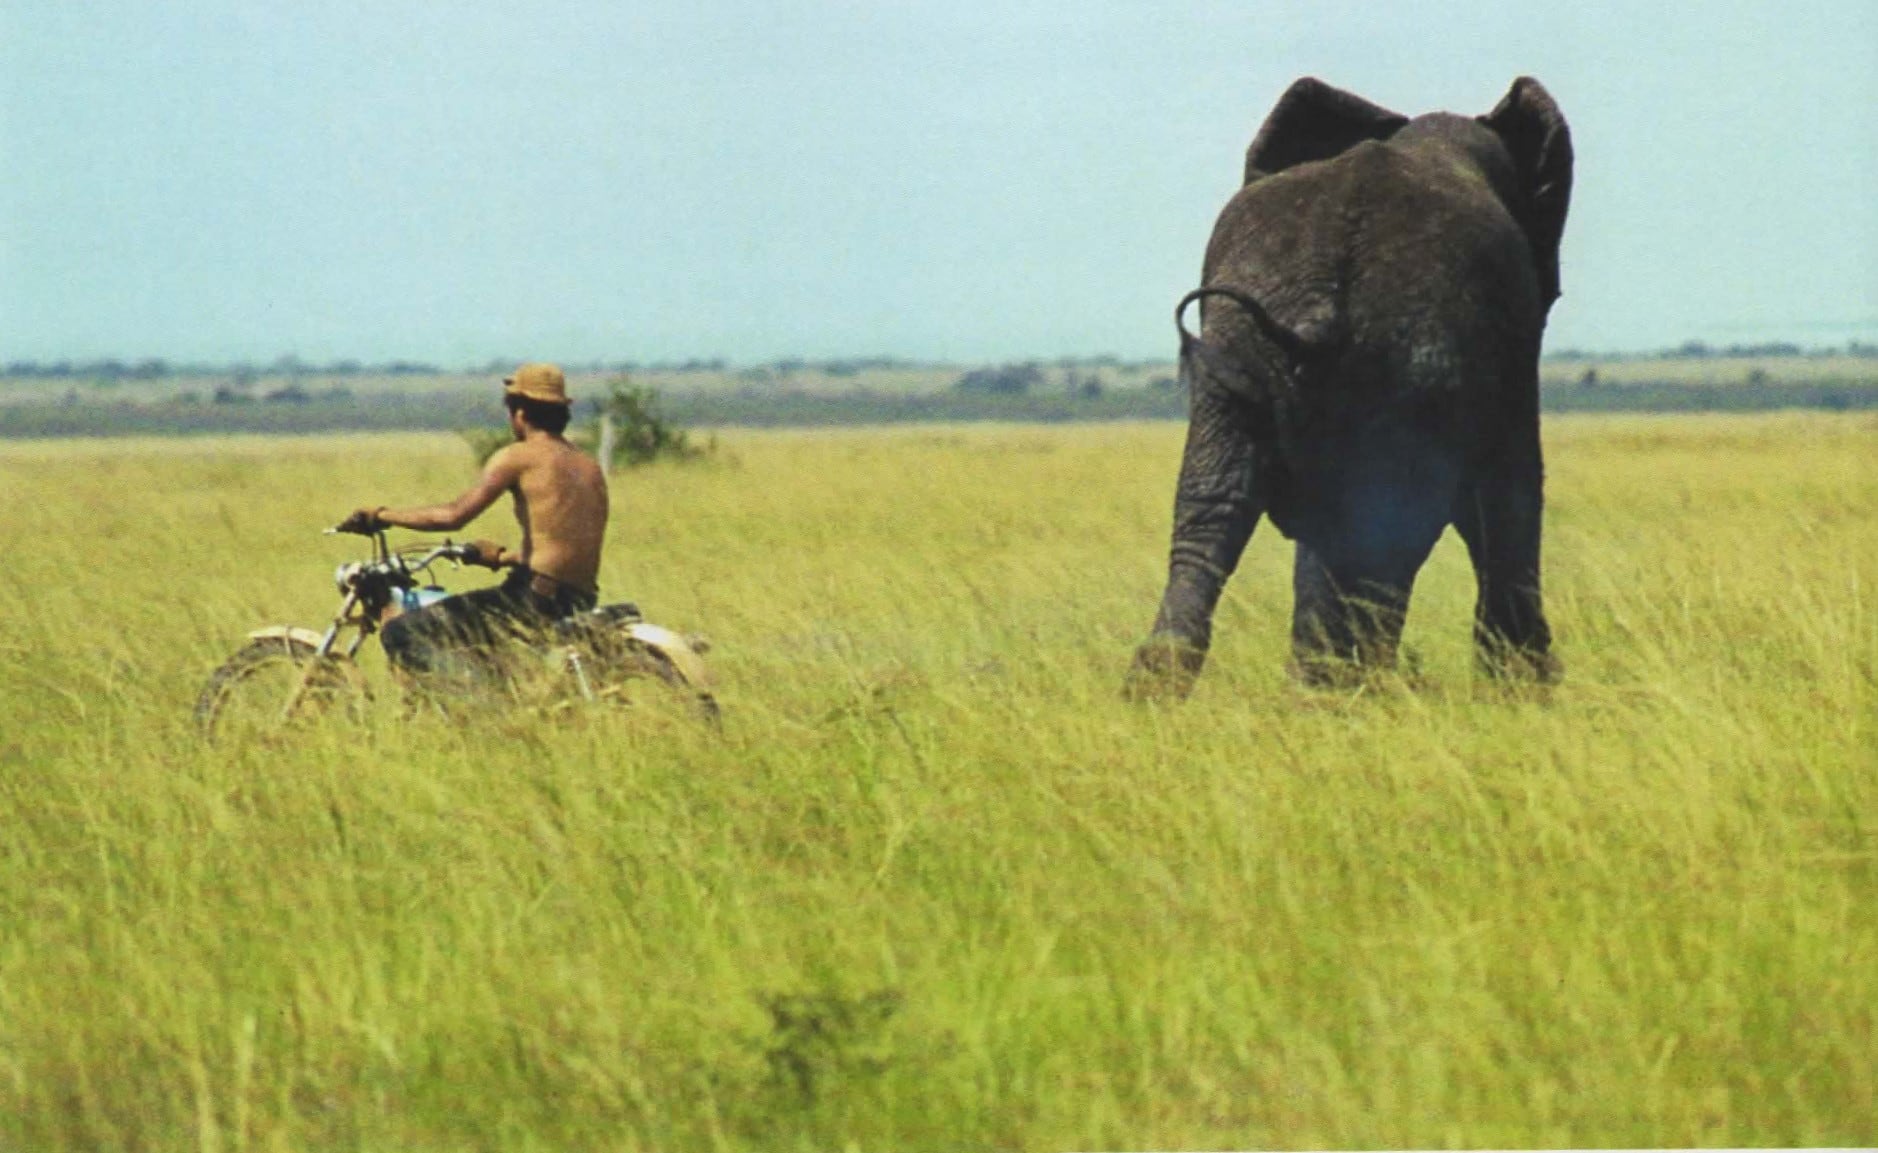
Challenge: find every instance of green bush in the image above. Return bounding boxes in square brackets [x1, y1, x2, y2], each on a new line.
[597, 377, 710, 469]
[458, 424, 513, 465]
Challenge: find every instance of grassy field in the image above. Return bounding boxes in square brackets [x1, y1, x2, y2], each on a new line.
[0, 414, 1872, 1149]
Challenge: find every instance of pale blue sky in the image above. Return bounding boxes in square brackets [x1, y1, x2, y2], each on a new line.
[3, 1, 1873, 365]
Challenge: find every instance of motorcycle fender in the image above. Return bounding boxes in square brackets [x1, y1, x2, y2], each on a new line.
[625, 622, 711, 688]
[246, 625, 333, 651]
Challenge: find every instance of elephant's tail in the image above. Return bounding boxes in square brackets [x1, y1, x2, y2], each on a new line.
[1174, 286, 1306, 361]
[1174, 285, 1305, 451]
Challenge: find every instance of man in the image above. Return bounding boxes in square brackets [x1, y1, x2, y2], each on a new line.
[338, 362, 609, 680]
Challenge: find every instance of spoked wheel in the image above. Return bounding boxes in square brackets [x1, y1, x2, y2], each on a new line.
[195, 635, 367, 742]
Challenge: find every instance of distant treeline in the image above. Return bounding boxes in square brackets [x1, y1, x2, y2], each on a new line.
[2, 357, 448, 382]
[11, 342, 1873, 383]
[1544, 340, 1878, 362]
[0, 390, 1184, 439]
[662, 387, 1189, 426]
[5, 377, 1878, 440]
[0, 354, 957, 382]
[1538, 378, 1878, 412]
[1, 393, 498, 439]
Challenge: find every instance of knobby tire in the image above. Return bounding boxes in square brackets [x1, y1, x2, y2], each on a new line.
[195, 635, 365, 741]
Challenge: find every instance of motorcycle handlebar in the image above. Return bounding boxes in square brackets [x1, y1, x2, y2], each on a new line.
[401, 542, 474, 566]
[323, 528, 475, 568]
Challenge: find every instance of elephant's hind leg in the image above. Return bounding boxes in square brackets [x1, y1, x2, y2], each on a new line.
[1453, 459, 1559, 682]
[1287, 542, 1429, 686]
[1126, 388, 1266, 700]
[1286, 451, 1451, 687]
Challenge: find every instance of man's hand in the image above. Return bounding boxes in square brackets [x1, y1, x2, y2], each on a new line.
[336, 506, 389, 535]
[462, 539, 511, 569]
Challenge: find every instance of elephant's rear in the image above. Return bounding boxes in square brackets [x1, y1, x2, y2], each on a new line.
[1199, 135, 1546, 549]
[1204, 133, 1547, 433]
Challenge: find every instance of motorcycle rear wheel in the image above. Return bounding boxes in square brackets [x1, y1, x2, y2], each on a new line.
[586, 641, 720, 724]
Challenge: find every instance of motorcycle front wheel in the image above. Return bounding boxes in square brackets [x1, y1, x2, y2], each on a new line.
[194, 635, 367, 742]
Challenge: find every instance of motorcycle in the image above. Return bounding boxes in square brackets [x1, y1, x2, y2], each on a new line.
[194, 523, 716, 739]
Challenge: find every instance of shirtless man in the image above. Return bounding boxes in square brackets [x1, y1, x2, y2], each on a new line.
[337, 362, 609, 679]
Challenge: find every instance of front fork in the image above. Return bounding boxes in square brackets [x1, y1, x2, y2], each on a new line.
[563, 649, 597, 701]
[275, 591, 367, 723]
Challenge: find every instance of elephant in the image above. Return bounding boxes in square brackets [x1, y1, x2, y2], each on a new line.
[1126, 76, 1572, 697]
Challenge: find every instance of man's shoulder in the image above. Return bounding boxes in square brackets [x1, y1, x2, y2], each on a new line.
[509, 435, 602, 475]
[547, 435, 601, 468]
[483, 441, 527, 473]
[495, 436, 563, 464]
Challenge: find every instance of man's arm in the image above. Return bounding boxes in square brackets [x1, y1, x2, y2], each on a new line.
[366, 448, 521, 533]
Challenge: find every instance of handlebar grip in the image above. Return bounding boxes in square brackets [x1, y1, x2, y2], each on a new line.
[333, 507, 391, 536]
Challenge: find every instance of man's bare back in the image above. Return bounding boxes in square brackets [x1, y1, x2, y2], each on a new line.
[348, 363, 609, 593]
[353, 424, 607, 592]
[489, 434, 609, 592]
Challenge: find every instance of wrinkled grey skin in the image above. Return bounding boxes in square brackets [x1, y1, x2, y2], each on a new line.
[1127, 77, 1573, 697]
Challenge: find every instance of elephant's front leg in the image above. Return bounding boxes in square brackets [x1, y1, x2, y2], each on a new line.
[1126, 388, 1266, 699]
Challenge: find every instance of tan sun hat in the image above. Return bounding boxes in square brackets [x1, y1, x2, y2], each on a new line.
[502, 362, 570, 406]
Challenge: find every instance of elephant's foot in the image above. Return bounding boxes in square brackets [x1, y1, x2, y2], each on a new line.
[1287, 626, 1403, 691]
[1123, 635, 1207, 701]
[1475, 638, 1562, 685]
[1286, 650, 1387, 691]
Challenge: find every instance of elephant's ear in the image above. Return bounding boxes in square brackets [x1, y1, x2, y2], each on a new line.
[1479, 76, 1573, 310]
[1242, 77, 1408, 184]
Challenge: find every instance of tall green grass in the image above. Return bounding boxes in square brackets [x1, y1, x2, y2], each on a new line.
[1, 415, 1872, 1149]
